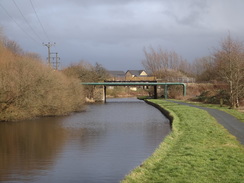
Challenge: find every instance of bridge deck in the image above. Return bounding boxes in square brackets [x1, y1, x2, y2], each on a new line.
[81, 82, 185, 86]
[81, 82, 186, 101]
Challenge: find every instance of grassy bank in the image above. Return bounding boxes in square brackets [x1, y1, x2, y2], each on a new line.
[123, 99, 244, 183]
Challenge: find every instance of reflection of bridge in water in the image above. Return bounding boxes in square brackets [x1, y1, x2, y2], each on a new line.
[82, 82, 186, 102]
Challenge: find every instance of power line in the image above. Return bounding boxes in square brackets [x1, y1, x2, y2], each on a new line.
[1, 1, 59, 63]
[12, 0, 43, 42]
[29, 0, 50, 42]
[43, 43, 61, 70]
[0, 2, 39, 43]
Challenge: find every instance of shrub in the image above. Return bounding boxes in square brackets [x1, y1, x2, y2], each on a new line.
[194, 90, 230, 105]
[0, 40, 85, 121]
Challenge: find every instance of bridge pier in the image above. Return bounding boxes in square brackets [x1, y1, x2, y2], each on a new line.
[164, 85, 168, 99]
[103, 86, 107, 103]
[153, 85, 157, 99]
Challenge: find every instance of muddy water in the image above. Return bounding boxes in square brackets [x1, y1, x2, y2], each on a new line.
[0, 98, 170, 183]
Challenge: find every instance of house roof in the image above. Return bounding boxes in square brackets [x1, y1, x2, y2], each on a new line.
[126, 70, 147, 76]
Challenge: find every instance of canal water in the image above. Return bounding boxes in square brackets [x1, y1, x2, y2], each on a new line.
[0, 98, 170, 183]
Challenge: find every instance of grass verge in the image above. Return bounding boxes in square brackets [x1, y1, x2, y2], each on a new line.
[122, 99, 244, 183]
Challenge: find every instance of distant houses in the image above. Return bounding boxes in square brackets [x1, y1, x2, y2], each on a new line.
[125, 70, 147, 78]
[107, 69, 195, 83]
[107, 70, 155, 81]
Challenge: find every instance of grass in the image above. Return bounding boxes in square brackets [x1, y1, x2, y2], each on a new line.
[122, 99, 244, 183]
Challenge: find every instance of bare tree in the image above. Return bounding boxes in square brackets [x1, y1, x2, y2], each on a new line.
[62, 61, 109, 100]
[193, 56, 217, 82]
[142, 47, 163, 76]
[92, 63, 109, 82]
[4, 39, 23, 55]
[214, 35, 244, 108]
[142, 46, 190, 79]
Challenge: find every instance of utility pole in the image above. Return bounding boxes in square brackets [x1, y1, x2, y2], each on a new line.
[55, 52, 60, 70]
[51, 52, 60, 70]
[43, 42, 55, 67]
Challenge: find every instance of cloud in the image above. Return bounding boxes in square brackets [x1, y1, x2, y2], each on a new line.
[0, 0, 243, 70]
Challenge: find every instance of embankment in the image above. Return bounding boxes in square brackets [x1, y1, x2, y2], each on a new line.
[144, 99, 173, 129]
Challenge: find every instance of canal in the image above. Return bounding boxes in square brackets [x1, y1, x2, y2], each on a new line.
[0, 98, 170, 183]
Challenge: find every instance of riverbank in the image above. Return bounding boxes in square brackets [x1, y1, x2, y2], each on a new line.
[123, 99, 244, 183]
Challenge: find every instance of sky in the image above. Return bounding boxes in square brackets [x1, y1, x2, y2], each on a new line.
[0, 0, 244, 71]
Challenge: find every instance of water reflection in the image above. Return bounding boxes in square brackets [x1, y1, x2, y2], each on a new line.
[0, 118, 66, 182]
[0, 98, 170, 183]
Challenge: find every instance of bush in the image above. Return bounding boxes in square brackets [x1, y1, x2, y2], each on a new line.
[62, 62, 109, 101]
[194, 90, 230, 105]
[0, 40, 85, 121]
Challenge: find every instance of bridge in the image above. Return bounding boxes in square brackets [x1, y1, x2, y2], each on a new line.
[82, 82, 186, 102]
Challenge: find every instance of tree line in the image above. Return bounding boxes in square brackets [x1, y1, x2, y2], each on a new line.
[142, 35, 244, 108]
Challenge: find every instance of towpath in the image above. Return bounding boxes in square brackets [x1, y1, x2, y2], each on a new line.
[169, 100, 244, 145]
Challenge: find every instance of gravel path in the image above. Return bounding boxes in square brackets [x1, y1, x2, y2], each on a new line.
[169, 100, 244, 145]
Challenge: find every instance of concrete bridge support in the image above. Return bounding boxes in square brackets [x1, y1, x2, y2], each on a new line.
[153, 85, 157, 99]
[103, 86, 107, 103]
[164, 85, 168, 99]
